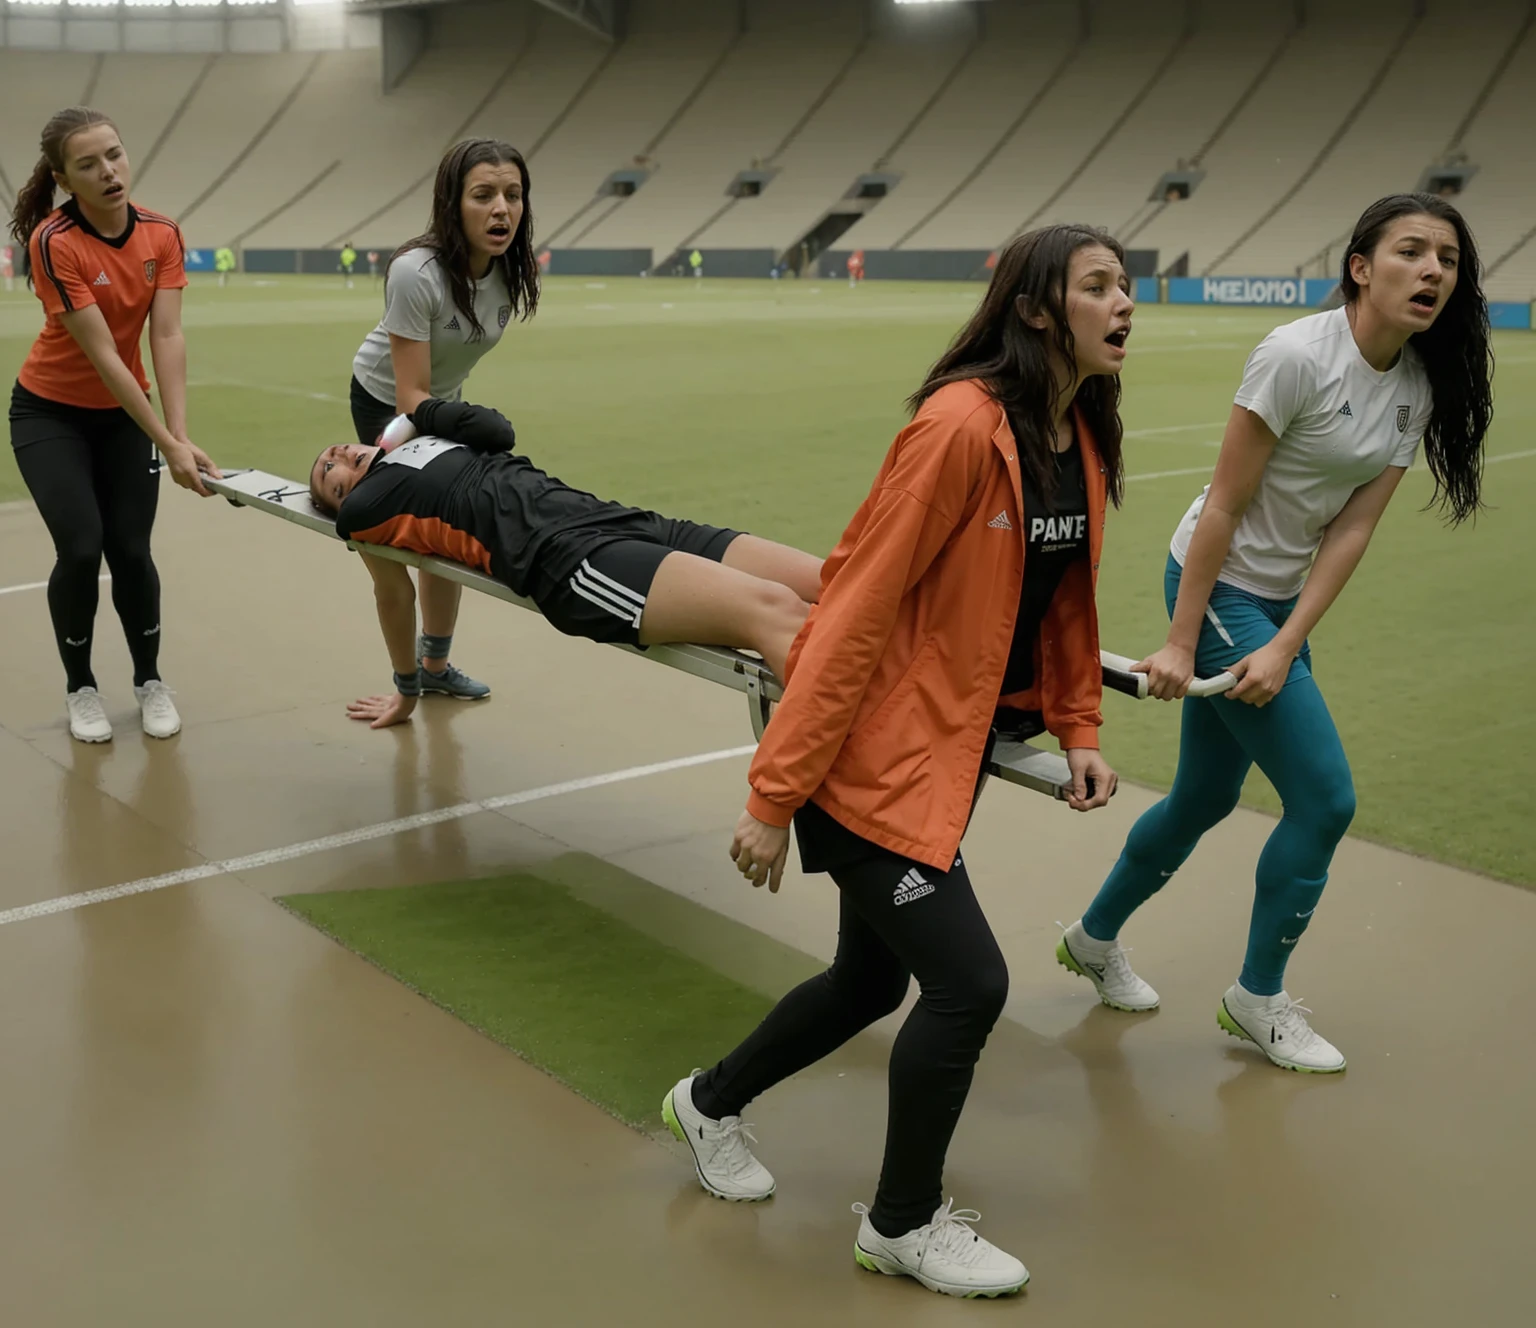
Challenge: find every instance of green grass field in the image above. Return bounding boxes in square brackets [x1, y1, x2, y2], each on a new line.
[3, 275, 1533, 883]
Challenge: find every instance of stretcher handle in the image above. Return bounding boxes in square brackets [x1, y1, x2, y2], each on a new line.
[1100, 651, 1237, 700]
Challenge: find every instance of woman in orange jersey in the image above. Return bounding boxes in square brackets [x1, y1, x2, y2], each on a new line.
[7, 107, 218, 744]
[663, 225, 1135, 1299]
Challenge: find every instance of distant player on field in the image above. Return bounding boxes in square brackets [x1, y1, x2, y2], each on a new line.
[340, 240, 358, 289]
[214, 245, 235, 287]
[1057, 194, 1494, 1072]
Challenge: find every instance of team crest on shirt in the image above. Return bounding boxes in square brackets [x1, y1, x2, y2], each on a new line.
[1396, 405, 1410, 433]
[498, 304, 512, 329]
[143, 259, 156, 283]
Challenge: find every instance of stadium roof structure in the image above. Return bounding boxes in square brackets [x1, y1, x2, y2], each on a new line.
[346, 0, 623, 41]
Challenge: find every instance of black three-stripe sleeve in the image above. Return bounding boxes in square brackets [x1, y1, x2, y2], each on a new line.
[35, 218, 77, 312]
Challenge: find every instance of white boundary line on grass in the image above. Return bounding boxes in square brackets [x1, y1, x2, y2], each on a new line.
[0, 744, 757, 928]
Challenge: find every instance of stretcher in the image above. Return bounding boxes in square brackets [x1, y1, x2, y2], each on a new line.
[209, 468, 1235, 800]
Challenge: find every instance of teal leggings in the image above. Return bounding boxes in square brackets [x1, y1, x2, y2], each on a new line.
[1082, 556, 1356, 996]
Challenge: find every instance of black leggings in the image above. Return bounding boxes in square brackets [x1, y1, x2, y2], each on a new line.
[10, 383, 162, 691]
[693, 841, 1009, 1239]
[350, 376, 396, 445]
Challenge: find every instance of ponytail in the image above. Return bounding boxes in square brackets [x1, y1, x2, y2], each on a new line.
[9, 158, 59, 261]
[7, 106, 119, 284]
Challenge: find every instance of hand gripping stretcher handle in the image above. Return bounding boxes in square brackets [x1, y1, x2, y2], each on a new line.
[1099, 651, 1237, 701]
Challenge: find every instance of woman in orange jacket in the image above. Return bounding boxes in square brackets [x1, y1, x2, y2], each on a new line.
[663, 225, 1136, 1298]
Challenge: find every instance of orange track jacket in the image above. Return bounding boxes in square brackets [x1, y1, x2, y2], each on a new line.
[746, 379, 1108, 871]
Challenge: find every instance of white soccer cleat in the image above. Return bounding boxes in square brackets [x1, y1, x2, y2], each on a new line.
[1218, 983, 1346, 1073]
[853, 1199, 1029, 1299]
[66, 687, 112, 743]
[1056, 919, 1160, 1011]
[133, 680, 182, 739]
[662, 1072, 775, 1202]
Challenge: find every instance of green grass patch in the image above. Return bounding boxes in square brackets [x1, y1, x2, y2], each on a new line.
[5, 277, 1533, 883]
[278, 857, 818, 1129]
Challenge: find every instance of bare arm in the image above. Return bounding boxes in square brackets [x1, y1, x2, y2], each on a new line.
[1140, 405, 1276, 699]
[388, 334, 433, 417]
[346, 553, 421, 729]
[148, 287, 188, 439]
[60, 302, 218, 496]
[1227, 463, 1406, 706]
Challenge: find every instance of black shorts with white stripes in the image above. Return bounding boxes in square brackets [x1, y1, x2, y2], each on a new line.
[527, 514, 741, 645]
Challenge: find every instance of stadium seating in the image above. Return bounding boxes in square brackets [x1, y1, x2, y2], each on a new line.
[117, 52, 322, 225]
[1456, 6, 1536, 299]
[1, 0, 1532, 295]
[1208, 0, 1530, 280]
[0, 51, 99, 206]
[575, 0, 872, 260]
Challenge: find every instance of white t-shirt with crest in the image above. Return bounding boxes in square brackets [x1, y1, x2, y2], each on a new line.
[1170, 306, 1432, 600]
[352, 249, 513, 407]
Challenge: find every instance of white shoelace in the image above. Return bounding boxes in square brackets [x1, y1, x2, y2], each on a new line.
[70, 690, 108, 724]
[713, 1117, 762, 1177]
[922, 1200, 992, 1267]
[138, 681, 177, 718]
[1268, 995, 1322, 1047]
[854, 1198, 994, 1269]
[1057, 919, 1139, 989]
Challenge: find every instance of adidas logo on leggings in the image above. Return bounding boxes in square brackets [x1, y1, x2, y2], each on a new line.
[893, 867, 935, 905]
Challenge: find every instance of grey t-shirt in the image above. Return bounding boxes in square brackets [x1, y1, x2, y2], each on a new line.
[351, 249, 513, 407]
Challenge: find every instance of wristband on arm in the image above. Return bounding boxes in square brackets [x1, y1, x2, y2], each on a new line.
[393, 670, 423, 697]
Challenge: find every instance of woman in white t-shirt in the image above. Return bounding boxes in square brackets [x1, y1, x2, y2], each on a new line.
[1057, 194, 1493, 1072]
[346, 138, 539, 709]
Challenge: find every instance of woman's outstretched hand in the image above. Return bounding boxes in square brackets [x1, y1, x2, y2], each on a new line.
[1134, 642, 1196, 701]
[730, 810, 791, 893]
[347, 692, 417, 729]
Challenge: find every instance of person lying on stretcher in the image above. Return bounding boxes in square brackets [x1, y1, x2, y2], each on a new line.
[309, 398, 823, 728]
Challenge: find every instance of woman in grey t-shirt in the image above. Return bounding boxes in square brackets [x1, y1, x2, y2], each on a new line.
[346, 138, 540, 708]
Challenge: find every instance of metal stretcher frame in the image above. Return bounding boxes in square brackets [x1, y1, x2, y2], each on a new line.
[209, 468, 1234, 802]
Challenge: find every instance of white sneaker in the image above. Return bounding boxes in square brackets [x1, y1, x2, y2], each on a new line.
[1056, 919, 1159, 1011]
[1218, 983, 1346, 1073]
[133, 680, 181, 739]
[662, 1072, 775, 1202]
[66, 687, 112, 743]
[853, 1199, 1029, 1299]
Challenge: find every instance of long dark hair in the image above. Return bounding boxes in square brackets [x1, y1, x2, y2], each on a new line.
[1340, 193, 1491, 524]
[389, 138, 539, 339]
[9, 107, 118, 272]
[910, 225, 1126, 508]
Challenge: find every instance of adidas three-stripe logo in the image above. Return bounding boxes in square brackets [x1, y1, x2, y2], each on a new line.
[568, 558, 645, 627]
[444, 315, 461, 331]
[1337, 400, 1352, 417]
[93, 270, 111, 286]
[987, 510, 1012, 530]
[892, 867, 935, 905]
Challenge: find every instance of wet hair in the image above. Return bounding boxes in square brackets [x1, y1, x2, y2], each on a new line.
[1341, 193, 1492, 524]
[910, 225, 1126, 508]
[388, 138, 540, 340]
[9, 107, 119, 272]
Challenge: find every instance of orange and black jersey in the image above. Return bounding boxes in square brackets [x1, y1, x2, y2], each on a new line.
[335, 400, 649, 595]
[20, 198, 186, 410]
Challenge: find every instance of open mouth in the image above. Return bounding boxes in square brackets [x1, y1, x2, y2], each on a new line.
[1409, 291, 1437, 312]
[102, 183, 123, 197]
[1104, 328, 1130, 348]
[487, 224, 511, 241]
